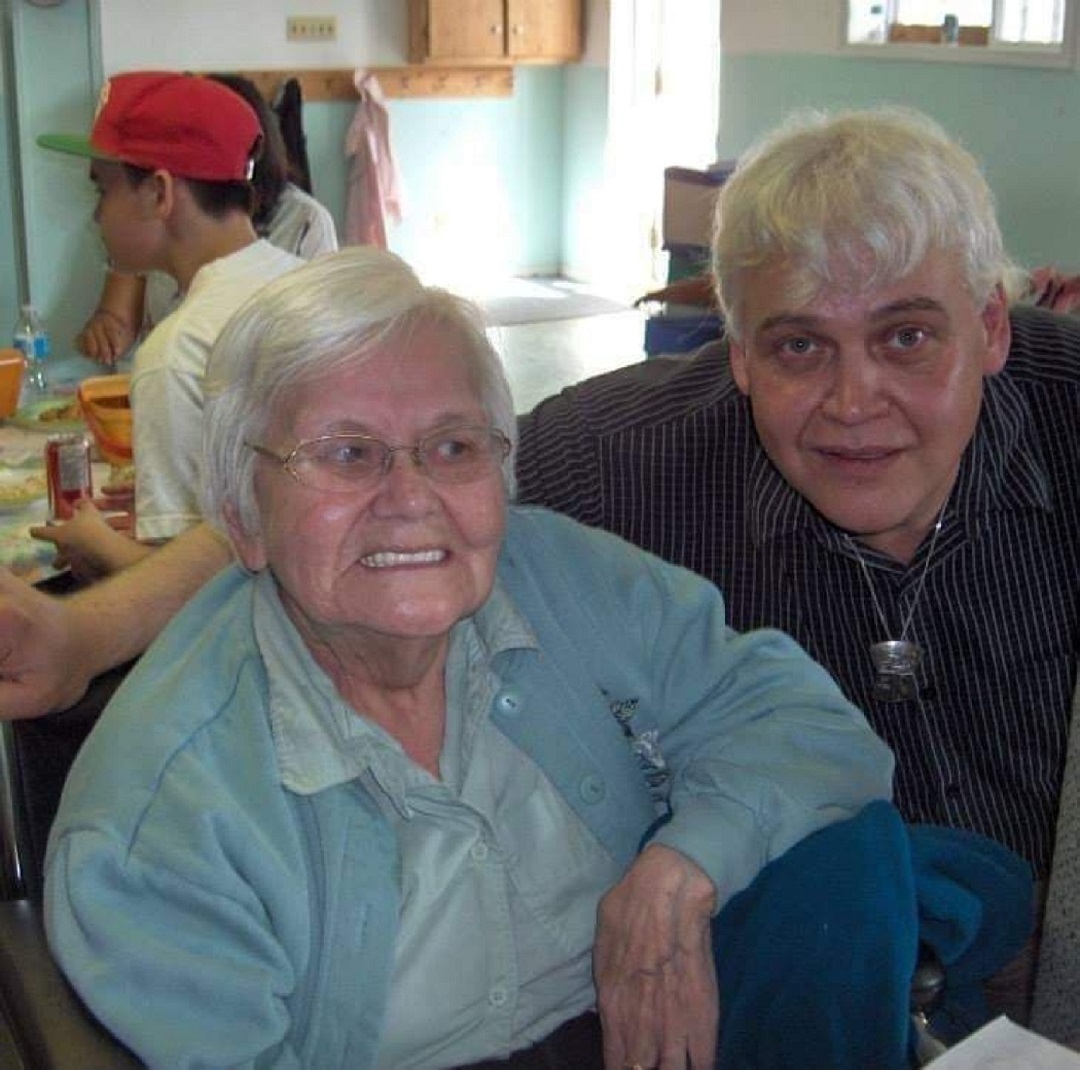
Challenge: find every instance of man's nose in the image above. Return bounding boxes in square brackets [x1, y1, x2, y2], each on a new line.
[823, 352, 882, 420]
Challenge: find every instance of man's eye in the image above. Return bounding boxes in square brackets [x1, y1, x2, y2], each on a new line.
[778, 336, 818, 357]
[891, 326, 926, 349]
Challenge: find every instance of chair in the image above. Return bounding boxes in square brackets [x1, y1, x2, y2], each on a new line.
[0, 659, 142, 1069]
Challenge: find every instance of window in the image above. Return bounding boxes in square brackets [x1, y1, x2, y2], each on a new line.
[847, 0, 1070, 54]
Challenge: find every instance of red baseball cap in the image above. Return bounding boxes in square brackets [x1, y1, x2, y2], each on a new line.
[38, 71, 262, 182]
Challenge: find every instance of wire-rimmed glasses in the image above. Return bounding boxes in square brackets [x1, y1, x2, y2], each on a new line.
[246, 425, 511, 493]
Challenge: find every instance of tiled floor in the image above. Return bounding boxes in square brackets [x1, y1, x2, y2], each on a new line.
[488, 309, 649, 415]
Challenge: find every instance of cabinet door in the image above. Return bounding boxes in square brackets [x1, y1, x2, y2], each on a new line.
[415, 0, 507, 61]
[506, 0, 582, 61]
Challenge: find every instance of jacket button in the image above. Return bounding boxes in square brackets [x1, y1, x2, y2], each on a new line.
[494, 691, 522, 717]
[579, 773, 606, 804]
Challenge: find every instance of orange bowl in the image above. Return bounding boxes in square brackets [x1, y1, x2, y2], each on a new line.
[78, 375, 132, 466]
[0, 349, 24, 419]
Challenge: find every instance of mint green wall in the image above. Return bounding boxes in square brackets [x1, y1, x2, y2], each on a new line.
[561, 63, 610, 282]
[7, 0, 102, 370]
[296, 66, 568, 283]
[719, 53, 1080, 272]
[1, 0, 18, 344]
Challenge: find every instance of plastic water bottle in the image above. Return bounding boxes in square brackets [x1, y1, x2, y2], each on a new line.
[12, 303, 50, 402]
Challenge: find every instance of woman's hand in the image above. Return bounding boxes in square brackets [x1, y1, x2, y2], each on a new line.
[76, 308, 137, 367]
[594, 843, 719, 1070]
[31, 499, 148, 584]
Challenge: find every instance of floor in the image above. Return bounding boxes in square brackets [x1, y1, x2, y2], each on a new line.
[488, 308, 649, 415]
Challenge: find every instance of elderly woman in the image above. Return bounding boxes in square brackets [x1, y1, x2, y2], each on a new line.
[44, 248, 894, 1070]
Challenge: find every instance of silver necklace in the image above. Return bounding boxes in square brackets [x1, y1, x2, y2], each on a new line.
[845, 502, 948, 703]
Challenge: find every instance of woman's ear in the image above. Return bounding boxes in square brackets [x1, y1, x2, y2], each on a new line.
[223, 503, 267, 573]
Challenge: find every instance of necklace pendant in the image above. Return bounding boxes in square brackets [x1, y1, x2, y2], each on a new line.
[870, 640, 922, 702]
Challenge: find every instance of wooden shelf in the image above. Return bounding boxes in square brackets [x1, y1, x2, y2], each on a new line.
[219, 66, 514, 102]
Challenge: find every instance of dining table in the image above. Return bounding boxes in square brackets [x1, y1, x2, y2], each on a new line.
[0, 355, 132, 586]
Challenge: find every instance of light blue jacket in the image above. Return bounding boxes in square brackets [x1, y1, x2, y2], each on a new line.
[45, 507, 893, 1070]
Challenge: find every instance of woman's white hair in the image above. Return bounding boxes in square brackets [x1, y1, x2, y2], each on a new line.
[201, 246, 516, 538]
[712, 106, 1026, 340]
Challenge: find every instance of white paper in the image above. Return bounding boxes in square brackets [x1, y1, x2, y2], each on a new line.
[932, 1016, 1080, 1068]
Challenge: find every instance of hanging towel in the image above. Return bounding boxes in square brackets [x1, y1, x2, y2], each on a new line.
[344, 69, 403, 248]
[273, 77, 313, 194]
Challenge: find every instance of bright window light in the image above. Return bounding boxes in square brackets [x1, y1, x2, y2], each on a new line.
[847, 0, 1066, 45]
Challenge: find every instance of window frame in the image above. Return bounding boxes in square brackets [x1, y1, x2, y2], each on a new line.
[841, 0, 1078, 67]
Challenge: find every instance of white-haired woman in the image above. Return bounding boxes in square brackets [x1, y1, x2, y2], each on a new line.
[44, 247, 893, 1070]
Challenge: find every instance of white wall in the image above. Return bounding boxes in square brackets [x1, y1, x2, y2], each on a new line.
[100, 0, 407, 72]
[102, 0, 604, 72]
[722, 0, 839, 55]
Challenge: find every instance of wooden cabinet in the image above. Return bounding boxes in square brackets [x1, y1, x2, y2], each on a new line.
[408, 0, 583, 64]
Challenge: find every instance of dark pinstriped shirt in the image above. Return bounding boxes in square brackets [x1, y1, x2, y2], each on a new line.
[516, 305, 1080, 877]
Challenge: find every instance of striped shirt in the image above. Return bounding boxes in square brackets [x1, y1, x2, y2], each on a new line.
[516, 305, 1080, 877]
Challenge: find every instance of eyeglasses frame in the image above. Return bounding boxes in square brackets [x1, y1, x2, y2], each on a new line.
[245, 424, 511, 491]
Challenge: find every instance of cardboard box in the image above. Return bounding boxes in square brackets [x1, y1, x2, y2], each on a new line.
[662, 162, 735, 251]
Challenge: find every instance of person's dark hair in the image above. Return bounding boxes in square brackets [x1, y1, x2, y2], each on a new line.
[208, 74, 289, 230]
[122, 157, 255, 221]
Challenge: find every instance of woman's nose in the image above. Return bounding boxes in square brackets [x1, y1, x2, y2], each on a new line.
[371, 449, 438, 512]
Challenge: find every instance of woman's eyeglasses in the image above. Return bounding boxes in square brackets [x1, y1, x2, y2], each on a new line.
[247, 425, 511, 492]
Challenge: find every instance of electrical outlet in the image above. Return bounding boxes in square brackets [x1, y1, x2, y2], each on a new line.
[286, 15, 337, 41]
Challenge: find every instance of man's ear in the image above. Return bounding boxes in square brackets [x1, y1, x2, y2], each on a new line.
[223, 503, 266, 573]
[980, 283, 1011, 377]
[729, 337, 751, 396]
[146, 169, 177, 221]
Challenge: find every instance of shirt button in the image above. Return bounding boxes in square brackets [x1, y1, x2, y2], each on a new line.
[578, 773, 606, 805]
[494, 691, 522, 718]
[489, 985, 508, 1007]
[470, 841, 489, 862]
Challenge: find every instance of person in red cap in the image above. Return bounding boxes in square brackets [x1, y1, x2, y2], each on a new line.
[35, 70, 304, 577]
[73, 73, 338, 368]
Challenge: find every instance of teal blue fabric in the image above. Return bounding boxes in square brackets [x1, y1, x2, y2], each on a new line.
[711, 801, 1033, 1069]
[911, 823, 1035, 1044]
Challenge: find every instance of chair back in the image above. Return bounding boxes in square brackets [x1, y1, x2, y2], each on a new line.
[0, 654, 142, 1069]
[1, 661, 135, 903]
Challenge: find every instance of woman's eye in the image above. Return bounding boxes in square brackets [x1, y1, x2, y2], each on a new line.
[432, 435, 478, 464]
[317, 440, 380, 467]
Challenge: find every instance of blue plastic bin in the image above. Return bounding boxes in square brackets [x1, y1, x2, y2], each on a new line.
[644, 313, 723, 357]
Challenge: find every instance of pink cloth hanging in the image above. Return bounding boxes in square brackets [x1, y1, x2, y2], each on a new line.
[344, 70, 404, 248]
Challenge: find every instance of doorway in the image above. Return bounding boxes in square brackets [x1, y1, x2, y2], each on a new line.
[603, 0, 721, 297]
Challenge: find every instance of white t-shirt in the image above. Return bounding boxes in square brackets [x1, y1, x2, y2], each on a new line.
[267, 183, 338, 262]
[131, 240, 302, 542]
[144, 185, 337, 325]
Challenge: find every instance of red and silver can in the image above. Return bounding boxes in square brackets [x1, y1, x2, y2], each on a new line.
[45, 433, 93, 520]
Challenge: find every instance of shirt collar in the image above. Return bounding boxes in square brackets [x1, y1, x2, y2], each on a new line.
[253, 570, 537, 797]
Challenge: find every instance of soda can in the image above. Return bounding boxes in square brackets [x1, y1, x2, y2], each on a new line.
[45, 432, 93, 521]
